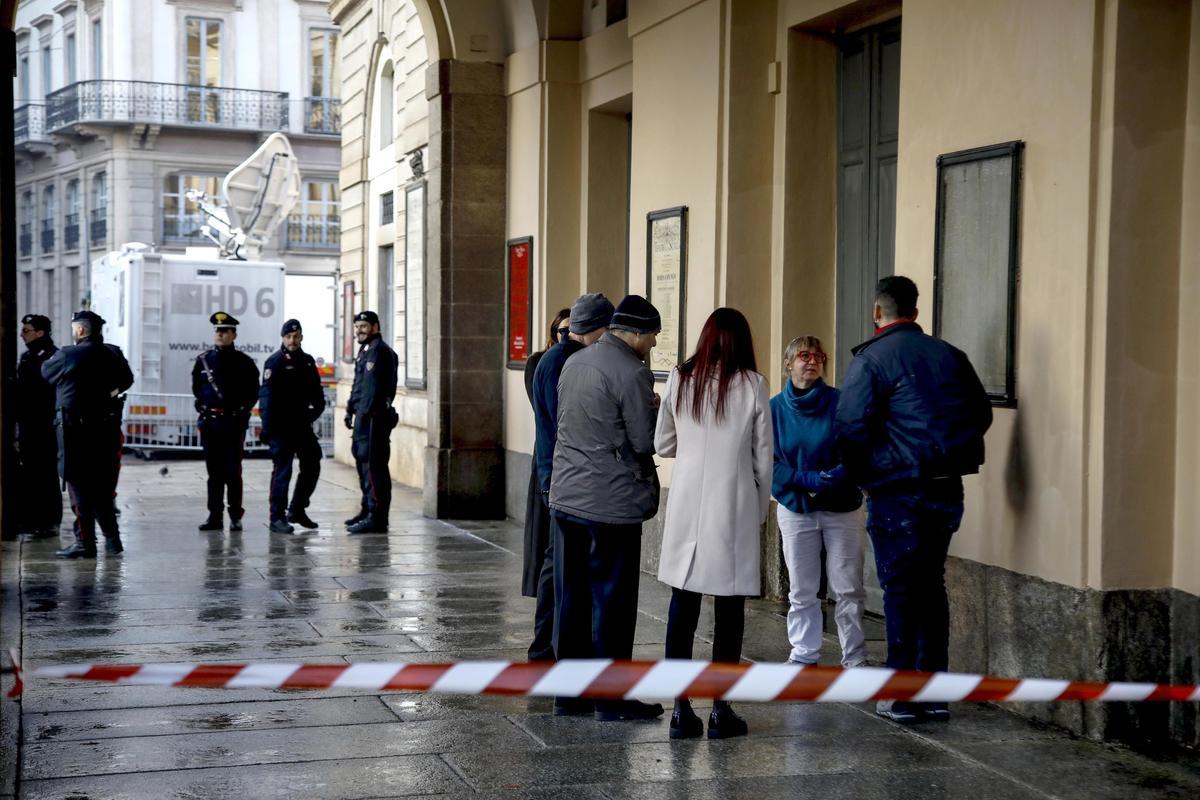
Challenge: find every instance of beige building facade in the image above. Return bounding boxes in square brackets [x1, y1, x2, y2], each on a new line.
[330, 0, 1200, 749]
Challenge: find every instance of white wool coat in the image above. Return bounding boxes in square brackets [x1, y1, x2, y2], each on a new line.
[654, 368, 773, 596]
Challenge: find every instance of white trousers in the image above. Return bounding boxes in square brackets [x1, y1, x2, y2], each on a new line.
[777, 504, 868, 666]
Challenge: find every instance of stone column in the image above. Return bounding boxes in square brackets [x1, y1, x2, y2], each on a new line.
[422, 60, 507, 519]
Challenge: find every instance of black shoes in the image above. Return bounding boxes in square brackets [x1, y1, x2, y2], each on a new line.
[707, 701, 748, 739]
[669, 700, 704, 739]
[104, 536, 124, 555]
[347, 517, 387, 534]
[287, 510, 319, 530]
[344, 511, 368, 527]
[229, 517, 243, 532]
[269, 519, 296, 534]
[552, 697, 594, 717]
[593, 699, 664, 722]
[56, 542, 96, 559]
[198, 516, 223, 531]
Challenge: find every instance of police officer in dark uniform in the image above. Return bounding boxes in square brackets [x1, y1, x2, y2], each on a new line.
[42, 310, 134, 558]
[259, 319, 326, 534]
[192, 311, 260, 532]
[344, 310, 398, 534]
[16, 314, 62, 537]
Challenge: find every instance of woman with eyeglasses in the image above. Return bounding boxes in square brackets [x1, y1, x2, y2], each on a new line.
[655, 308, 772, 739]
[521, 307, 571, 661]
[771, 336, 867, 669]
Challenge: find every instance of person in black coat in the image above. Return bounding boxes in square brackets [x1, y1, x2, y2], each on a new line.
[41, 311, 134, 558]
[835, 275, 992, 724]
[16, 314, 62, 537]
[344, 310, 398, 534]
[192, 311, 261, 532]
[520, 307, 570, 660]
[259, 319, 327, 534]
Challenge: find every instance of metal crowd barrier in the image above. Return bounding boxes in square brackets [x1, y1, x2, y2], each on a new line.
[122, 391, 336, 457]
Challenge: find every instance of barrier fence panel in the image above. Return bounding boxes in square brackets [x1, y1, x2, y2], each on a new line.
[122, 392, 336, 456]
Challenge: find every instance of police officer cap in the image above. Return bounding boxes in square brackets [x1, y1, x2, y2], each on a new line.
[281, 318, 302, 336]
[210, 311, 239, 329]
[72, 310, 106, 327]
[21, 314, 51, 332]
[354, 310, 380, 326]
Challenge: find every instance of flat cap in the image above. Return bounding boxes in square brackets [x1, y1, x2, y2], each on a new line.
[21, 314, 51, 332]
[72, 310, 106, 327]
[354, 310, 380, 326]
[281, 319, 302, 336]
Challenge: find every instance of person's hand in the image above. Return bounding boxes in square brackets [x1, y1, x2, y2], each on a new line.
[343, 413, 354, 430]
[820, 464, 848, 486]
[653, 393, 662, 410]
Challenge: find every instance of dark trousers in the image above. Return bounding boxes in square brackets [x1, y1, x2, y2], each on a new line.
[200, 417, 248, 519]
[664, 588, 746, 664]
[552, 514, 642, 663]
[866, 478, 964, 674]
[62, 422, 121, 548]
[352, 416, 391, 522]
[18, 425, 62, 530]
[267, 431, 322, 521]
[528, 495, 556, 661]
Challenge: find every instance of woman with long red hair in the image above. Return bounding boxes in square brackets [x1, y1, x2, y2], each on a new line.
[654, 307, 772, 739]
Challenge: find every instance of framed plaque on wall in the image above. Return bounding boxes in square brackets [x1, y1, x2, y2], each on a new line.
[507, 236, 533, 368]
[646, 206, 687, 379]
[341, 280, 355, 362]
[404, 181, 427, 389]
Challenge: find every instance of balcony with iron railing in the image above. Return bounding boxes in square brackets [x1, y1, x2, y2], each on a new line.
[46, 81, 290, 134]
[90, 208, 107, 245]
[304, 97, 341, 135]
[41, 223, 55, 253]
[19, 223, 32, 258]
[15, 104, 47, 146]
[162, 213, 209, 243]
[285, 215, 340, 250]
[64, 213, 80, 251]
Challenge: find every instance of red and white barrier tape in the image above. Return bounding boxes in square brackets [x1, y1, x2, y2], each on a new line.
[11, 653, 1200, 703]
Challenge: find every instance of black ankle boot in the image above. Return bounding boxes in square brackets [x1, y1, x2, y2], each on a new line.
[198, 516, 223, 531]
[669, 699, 703, 739]
[104, 535, 123, 554]
[707, 701, 748, 739]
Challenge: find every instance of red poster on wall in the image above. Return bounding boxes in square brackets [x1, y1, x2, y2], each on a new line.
[507, 237, 532, 365]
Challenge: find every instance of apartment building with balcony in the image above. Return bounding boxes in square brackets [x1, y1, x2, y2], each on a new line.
[12, 0, 342, 351]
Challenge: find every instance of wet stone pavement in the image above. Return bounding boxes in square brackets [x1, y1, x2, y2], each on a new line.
[3, 460, 1200, 799]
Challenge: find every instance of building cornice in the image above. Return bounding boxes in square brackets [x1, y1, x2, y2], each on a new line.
[328, 0, 365, 26]
[53, 1, 78, 17]
[30, 14, 55, 30]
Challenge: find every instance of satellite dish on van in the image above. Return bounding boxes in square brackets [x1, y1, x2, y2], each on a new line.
[185, 132, 301, 260]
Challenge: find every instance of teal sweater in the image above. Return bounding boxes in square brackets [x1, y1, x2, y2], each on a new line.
[770, 378, 862, 514]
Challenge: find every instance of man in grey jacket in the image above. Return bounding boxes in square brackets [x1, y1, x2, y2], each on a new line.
[549, 295, 664, 722]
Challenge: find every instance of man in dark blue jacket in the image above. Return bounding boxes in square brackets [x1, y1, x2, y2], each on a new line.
[835, 275, 992, 724]
[259, 319, 327, 534]
[526, 292, 612, 665]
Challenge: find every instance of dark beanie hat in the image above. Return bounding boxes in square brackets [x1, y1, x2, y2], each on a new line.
[569, 292, 615, 335]
[609, 295, 662, 334]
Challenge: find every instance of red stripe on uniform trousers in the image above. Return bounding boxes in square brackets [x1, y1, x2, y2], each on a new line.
[581, 661, 655, 699]
[81, 665, 143, 683]
[285, 664, 351, 688]
[776, 665, 843, 701]
[683, 663, 748, 699]
[383, 663, 451, 691]
[871, 670, 934, 702]
[484, 662, 556, 695]
[178, 664, 248, 687]
[962, 676, 1022, 701]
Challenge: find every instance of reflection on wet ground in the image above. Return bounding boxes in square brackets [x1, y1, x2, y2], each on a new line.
[4, 460, 1200, 799]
